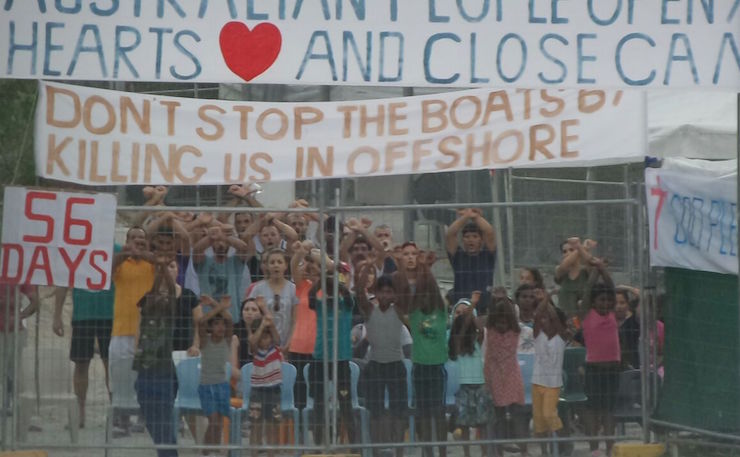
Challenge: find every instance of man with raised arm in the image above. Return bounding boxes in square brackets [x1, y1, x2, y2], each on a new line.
[446, 208, 497, 315]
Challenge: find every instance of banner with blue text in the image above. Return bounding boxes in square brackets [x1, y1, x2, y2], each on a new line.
[2, 1, 739, 88]
[646, 165, 738, 275]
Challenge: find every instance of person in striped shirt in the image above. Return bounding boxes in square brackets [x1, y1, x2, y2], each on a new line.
[248, 311, 282, 457]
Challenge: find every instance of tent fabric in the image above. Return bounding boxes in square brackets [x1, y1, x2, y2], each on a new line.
[660, 157, 737, 176]
[655, 267, 740, 433]
[648, 91, 737, 160]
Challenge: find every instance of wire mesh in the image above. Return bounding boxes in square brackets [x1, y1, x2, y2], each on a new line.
[0, 176, 654, 457]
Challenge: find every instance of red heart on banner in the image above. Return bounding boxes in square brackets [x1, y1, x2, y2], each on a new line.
[219, 22, 282, 82]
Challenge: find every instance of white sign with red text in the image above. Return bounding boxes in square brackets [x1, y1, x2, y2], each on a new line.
[0, 187, 117, 289]
[646, 166, 737, 275]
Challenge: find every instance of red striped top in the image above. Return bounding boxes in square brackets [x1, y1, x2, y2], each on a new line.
[252, 346, 283, 387]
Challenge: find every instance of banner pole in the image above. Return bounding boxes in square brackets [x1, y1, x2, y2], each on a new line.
[318, 179, 330, 452]
[736, 92, 739, 431]
[640, 89, 650, 444]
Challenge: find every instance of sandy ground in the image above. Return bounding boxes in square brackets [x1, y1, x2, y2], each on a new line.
[2, 288, 643, 457]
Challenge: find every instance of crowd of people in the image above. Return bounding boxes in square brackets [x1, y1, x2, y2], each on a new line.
[37, 184, 663, 457]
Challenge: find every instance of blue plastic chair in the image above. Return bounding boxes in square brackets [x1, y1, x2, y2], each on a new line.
[518, 352, 535, 407]
[230, 362, 300, 456]
[172, 358, 234, 450]
[444, 360, 461, 411]
[301, 361, 370, 453]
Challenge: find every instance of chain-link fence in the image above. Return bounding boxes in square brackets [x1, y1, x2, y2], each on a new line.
[0, 173, 661, 457]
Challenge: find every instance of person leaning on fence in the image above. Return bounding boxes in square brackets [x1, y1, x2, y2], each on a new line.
[356, 264, 408, 457]
[247, 249, 298, 354]
[515, 283, 538, 329]
[248, 312, 283, 457]
[109, 226, 156, 436]
[555, 237, 598, 322]
[532, 299, 567, 456]
[241, 213, 299, 282]
[446, 208, 497, 316]
[393, 246, 448, 457]
[197, 295, 236, 457]
[132, 261, 179, 457]
[308, 275, 358, 445]
[484, 298, 528, 457]
[51, 245, 119, 429]
[340, 216, 389, 291]
[572, 258, 619, 457]
[146, 212, 193, 287]
[193, 224, 250, 324]
[615, 286, 640, 370]
[448, 301, 492, 457]
[372, 224, 398, 275]
[289, 241, 329, 411]
[519, 267, 545, 290]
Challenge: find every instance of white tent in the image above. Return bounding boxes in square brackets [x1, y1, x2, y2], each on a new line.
[648, 91, 737, 160]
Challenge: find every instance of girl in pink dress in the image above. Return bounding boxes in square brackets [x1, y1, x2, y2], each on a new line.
[484, 300, 527, 457]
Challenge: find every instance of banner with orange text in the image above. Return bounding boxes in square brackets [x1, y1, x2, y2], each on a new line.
[35, 81, 645, 185]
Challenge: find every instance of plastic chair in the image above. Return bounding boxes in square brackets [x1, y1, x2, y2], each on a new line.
[18, 347, 79, 443]
[518, 352, 535, 407]
[173, 357, 203, 418]
[301, 361, 370, 454]
[556, 347, 587, 457]
[443, 360, 460, 411]
[172, 356, 233, 452]
[230, 362, 300, 457]
[104, 356, 140, 457]
[559, 347, 588, 404]
[613, 369, 642, 434]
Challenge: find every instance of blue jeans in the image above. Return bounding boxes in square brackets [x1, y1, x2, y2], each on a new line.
[135, 373, 179, 457]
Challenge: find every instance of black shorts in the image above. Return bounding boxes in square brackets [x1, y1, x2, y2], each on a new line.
[584, 363, 620, 412]
[363, 360, 407, 415]
[412, 363, 445, 413]
[70, 319, 112, 362]
[249, 386, 282, 423]
[308, 360, 352, 402]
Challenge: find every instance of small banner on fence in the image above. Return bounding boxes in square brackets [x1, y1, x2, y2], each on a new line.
[645, 166, 738, 275]
[0, 187, 117, 289]
[2, 1, 739, 89]
[35, 81, 645, 186]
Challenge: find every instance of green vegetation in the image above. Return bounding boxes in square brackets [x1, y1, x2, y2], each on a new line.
[0, 79, 38, 193]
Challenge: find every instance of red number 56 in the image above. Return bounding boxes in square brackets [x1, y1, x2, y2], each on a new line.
[23, 192, 94, 245]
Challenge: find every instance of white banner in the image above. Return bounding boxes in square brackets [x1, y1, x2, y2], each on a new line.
[0, 187, 117, 289]
[646, 167, 737, 275]
[36, 81, 645, 185]
[2, 2, 739, 89]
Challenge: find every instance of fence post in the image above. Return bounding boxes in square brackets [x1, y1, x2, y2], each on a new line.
[318, 179, 331, 452]
[331, 187, 341, 448]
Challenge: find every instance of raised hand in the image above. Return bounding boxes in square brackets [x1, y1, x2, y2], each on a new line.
[197, 212, 214, 226]
[207, 225, 223, 240]
[221, 224, 236, 238]
[583, 239, 598, 251]
[228, 184, 248, 198]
